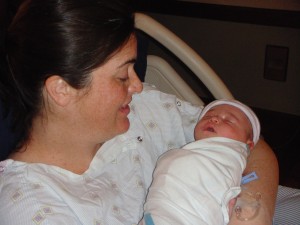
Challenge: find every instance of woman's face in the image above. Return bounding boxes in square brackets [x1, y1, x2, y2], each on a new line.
[73, 35, 142, 144]
[194, 104, 253, 145]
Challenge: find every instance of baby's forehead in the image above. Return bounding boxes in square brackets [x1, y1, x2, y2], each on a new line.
[206, 104, 251, 123]
[207, 104, 245, 115]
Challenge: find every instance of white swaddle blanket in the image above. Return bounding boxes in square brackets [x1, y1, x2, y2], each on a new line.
[144, 137, 249, 225]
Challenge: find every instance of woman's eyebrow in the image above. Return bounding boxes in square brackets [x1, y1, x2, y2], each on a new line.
[117, 58, 136, 68]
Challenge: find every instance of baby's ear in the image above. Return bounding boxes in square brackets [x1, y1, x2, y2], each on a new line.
[247, 140, 255, 150]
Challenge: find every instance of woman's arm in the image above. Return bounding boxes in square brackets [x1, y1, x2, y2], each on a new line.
[229, 138, 279, 225]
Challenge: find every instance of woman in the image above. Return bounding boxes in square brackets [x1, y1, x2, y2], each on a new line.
[0, 0, 278, 224]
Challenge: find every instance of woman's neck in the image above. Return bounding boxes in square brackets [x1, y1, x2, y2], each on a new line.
[10, 117, 102, 174]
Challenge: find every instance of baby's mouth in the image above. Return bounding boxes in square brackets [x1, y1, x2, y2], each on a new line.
[205, 127, 215, 132]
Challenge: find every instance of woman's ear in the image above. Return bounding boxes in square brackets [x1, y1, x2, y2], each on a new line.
[44, 76, 74, 106]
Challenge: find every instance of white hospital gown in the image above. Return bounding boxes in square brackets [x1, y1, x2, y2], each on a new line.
[143, 137, 249, 225]
[0, 84, 201, 225]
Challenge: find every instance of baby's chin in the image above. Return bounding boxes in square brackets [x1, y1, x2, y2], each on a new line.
[195, 131, 217, 140]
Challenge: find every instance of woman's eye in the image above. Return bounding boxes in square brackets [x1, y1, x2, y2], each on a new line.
[119, 77, 129, 82]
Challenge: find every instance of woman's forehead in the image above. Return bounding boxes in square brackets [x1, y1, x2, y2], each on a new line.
[106, 35, 137, 66]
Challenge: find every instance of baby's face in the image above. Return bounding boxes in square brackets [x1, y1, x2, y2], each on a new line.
[194, 105, 253, 146]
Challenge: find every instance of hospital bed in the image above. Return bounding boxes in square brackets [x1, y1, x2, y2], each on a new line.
[134, 12, 300, 225]
[135, 12, 234, 105]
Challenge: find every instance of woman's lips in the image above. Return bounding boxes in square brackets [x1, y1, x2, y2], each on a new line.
[120, 105, 130, 115]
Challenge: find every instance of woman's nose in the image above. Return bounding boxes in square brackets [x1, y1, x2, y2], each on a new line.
[128, 69, 143, 94]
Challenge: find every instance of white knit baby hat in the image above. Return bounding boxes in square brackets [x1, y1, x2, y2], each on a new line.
[199, 99, 261, 145]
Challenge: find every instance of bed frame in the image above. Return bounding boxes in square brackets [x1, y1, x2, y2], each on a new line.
[135, 13, 234, 106]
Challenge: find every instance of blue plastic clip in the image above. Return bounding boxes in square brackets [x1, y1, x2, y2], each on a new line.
[144, 213, 155, 225]
[241, 172, 258, 185]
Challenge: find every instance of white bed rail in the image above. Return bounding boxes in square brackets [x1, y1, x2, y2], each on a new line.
[146, 55, 205, 105]
[135, 13, 234, 100]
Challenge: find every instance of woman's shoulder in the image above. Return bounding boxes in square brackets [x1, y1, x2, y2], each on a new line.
[0, 159, 38, 192]
[0, 159, 82, 224]
[0, 159, 70, 190]
[132, 83, 201, 120]
[0, 159, 25, 178]
[0, 160, 37, 221]
[130, 83, 202, 145]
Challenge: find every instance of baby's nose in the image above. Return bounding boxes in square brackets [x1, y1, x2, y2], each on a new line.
[210, 117, 219, 124]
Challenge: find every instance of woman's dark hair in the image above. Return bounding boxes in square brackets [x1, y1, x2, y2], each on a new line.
[0, 0, 135, 159]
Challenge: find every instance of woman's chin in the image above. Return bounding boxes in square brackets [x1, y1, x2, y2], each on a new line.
[117, 118, 130, 134]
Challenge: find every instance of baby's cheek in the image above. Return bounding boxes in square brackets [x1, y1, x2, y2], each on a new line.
[229, 198, 237, 217]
